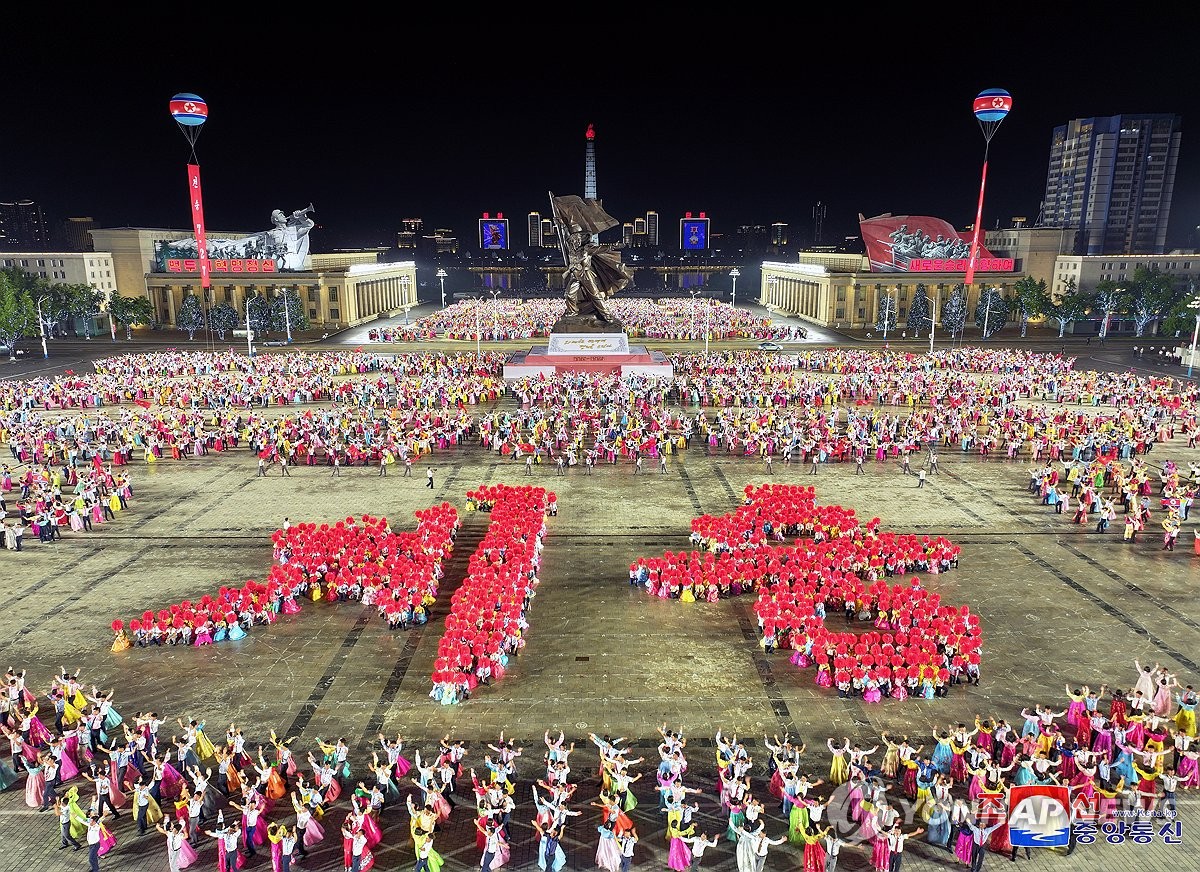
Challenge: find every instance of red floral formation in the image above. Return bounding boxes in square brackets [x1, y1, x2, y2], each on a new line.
[634, 484, 980, 699]
[114, 506, 459, 648]
[430, 485, 553, 705]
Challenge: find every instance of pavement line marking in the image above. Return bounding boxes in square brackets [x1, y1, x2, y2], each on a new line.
[735, 608, 795, 732]
[1058, 541, 1200, 634]
[676, 466, 704, 514]
[712, 464, 740, 505]
[1009, 541, 1200, 673]
[10, 541, 160, 641]
[284, 610, 373, 738]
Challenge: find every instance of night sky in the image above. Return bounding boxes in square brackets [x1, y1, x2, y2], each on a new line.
[5, 16, 1198, 251]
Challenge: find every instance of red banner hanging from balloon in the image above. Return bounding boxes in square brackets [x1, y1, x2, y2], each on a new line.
[186, 163, 211, 289]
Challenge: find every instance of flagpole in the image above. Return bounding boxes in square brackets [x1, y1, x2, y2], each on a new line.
[963, 143, 991, 288]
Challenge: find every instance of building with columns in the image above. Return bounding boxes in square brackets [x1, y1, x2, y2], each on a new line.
[759, 258, 1027, 330]
[88, 227, 416, 330]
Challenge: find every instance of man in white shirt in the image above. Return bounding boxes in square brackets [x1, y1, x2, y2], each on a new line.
[55, 796, 83, 849]
[278, 825, 298, 872]
[133, 779, 153, 834]
[744, 828, 785, 872]
[86, 812, 108, 872]
[206, 825, 242, 871]
[886, 823, 925, 872]
[478, 818, 502, 872]
[822, 831, 844, 872]
[966, 818, 1004, 872]
[158, 819, 186, 872]
[616, 829, 638, 872]
[39, 757, 61, 811]
[344, 824, 368, 872]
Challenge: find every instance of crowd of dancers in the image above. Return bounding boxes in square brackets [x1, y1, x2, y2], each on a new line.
[408, 299, 780, 343]
[0, 657, 1194, 872]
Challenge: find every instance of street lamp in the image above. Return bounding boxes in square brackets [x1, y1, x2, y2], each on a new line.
[1186, 297, 1200, 377]
[489, 288, 501, 339]
[400, 275, 412, 324]
[35, 296, 49, 359]
[688, 288, 711, 354]
[282, 288, 293, 343]
[435, 268, 448, 308]
[472, 295, 483, 357]
[729, 268, 740, 308]
[981, 287, 995, 341]
[929, 291, 938, 354]
[881, 288, 897, 340]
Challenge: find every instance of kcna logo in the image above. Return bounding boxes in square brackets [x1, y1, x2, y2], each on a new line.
[1008, 785, 1072, 848]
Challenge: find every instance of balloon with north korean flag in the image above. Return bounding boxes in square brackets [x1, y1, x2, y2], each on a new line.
[973, 88, 1012, 142]
[169, 92, 207, 149]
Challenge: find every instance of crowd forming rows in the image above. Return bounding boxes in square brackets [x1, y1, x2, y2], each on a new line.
[1, 347, 1196, 554]
[410, 299, 781, 342]
[632, 484, 976, 699]
[1, 657, 1195, 872]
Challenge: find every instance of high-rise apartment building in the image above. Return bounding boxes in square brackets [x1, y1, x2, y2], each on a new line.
[527, 212, 542, 248]
[55, 217, 95, 252]
[770, 223, 789, 246]
[396, 218, 423, 250]
[645, 211, 659, 247]
[1041, 114, 1182, 255]
[0, 199, 49, 249]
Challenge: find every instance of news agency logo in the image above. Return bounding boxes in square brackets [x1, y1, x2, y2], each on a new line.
[1008, 785, 1072, 849]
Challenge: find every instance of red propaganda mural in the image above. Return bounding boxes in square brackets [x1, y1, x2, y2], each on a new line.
[859, 213, 1013, 273]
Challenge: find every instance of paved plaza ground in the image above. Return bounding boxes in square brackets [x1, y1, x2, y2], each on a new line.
[1, 359, 1197, 872]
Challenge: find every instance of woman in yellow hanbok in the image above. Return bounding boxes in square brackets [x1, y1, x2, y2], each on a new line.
[413, 826, 445, 872]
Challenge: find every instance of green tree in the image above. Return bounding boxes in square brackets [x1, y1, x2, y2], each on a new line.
[40, 282, 77, 336]
[1045, 280, 1092, 337]
[1127, 266, 1184, 337]
[941, 284, 969, 339]
[107, 293, 154, 339]
[65, 284, 104, 338]
[1, 268, 55, 336]
[1093, 280, 1130, 339]
[176, 294, 206, 340]
[245, 293, 272, 335]
[906, 284, 931, 336]
[208, 301, 239, 339]
[0, 273, 36, 358]
[1011, 276, 1050, 338]
[270, 288, 309, 337]
[974, 287, 1009, 339]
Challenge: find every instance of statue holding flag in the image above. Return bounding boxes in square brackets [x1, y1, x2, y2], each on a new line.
[549, 192, 632, 329]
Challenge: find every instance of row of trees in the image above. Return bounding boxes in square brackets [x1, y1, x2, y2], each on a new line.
[877, 267, 1196, 340]
[0, 269, 313, 357]
[174, 289, 309, 340]
[0, 268, 156, 357]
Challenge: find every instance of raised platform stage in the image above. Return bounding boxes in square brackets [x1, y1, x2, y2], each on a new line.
[502, 333, 674, 380]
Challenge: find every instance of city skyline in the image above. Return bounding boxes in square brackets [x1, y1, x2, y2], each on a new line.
[4, 16, 1199, 252]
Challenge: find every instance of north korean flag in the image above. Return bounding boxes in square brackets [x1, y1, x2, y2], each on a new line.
[973, 93, 1012, 118]
[170, 94, 208, 125]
